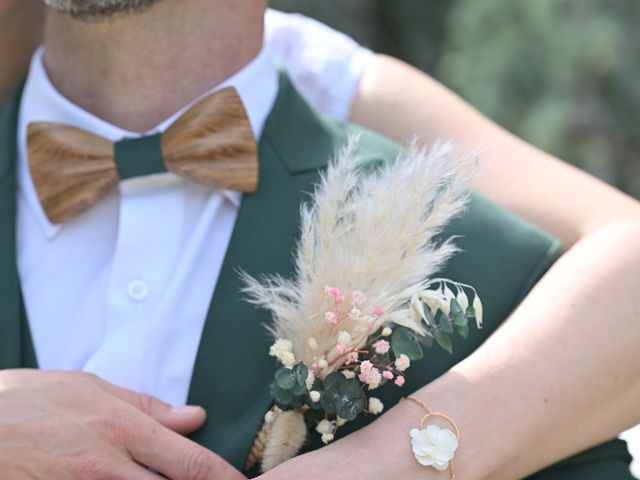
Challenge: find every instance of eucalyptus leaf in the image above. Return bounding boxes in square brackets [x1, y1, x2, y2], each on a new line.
[334, 379, 367, 421]
[417, 333, 434, 348]
[320, 372, 347, 416]
[294, 363, 309, 388]
[275, 366, 298, 390]
[270, 383, 294, 409]
[391, 326, 424, 361]
[433, 329, 453, 354]
[435, 310, 454, 334]
[450, 298, 467, 326]
[455, 322, 469, 339]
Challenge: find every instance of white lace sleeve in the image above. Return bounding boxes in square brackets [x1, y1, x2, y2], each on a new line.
[265, 8, 374, 120]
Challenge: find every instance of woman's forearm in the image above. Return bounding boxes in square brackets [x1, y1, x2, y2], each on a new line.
[351, 55, 640, 248]
[380, 221, 640, 479]
[261, 221, 640, 480]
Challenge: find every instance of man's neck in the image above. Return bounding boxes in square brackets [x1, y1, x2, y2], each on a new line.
[42, 0, 265, 132]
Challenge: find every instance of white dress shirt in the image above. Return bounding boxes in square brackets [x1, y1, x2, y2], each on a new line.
[17, 46, 278, 406]
[16, 10, 372, 407]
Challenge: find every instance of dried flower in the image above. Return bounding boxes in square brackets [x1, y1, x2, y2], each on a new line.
[306, 371, 315, 390]
[337, 331, 352, 345]
[395, 354, 411, 372]
[342, 370, 356, 379]
[473, 295, 483, 327]
[307, 337, 319, 350]
[281, 352, 296, 368]
[324, 311, 338, 325]
[368, 397, 384, 414]
[395, 375, 406, 387]
[269, 339, 293, 360]
[316, 419, 334, 435]
[456, 290, 469, 311]
[383, 370, 394, 380]
[381, 327, 393, 337]
[373, 339, 390, 354]
[410, 426, 458, 471]
[351, 290, 367, 306]
[321, 433, 335, 444]
[309, 391, 321, 402]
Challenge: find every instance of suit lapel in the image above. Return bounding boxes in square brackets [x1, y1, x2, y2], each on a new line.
[187, 73, 348, 469]
[0, 86, 28, 370]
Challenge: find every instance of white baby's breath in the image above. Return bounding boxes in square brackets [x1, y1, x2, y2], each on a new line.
[368, 397, 384, 415]
[316, 419, 334, 435]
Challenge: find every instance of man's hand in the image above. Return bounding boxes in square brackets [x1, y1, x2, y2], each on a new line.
[0, 369, 246, 480]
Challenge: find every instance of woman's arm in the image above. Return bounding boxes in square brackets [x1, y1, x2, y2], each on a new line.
[259, 211, 640, 480]
[350, 55, 640, 247]
[0, 0, 43, 102]
[257, 54, 640, 480]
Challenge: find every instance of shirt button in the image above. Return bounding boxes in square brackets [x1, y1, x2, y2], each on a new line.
[127, 279, 149, 301]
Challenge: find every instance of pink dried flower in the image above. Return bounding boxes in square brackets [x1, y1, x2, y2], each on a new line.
[325, 286, 341, 298]
[373, 306, 385, 316]
[324, 311, 338, 325]
[395, 375, 405, 387]
[336, 294, 346, 305]
[351, 290, 367, 306]
[373, 339, 390, 354]
[360, 360, 373, 374]
[383, 370, 394, 380]
[336, 342, 348, 354]
[346, 352, 359, 364]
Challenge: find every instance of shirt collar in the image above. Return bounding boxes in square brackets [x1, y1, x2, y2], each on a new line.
[18, 45, 277, 238]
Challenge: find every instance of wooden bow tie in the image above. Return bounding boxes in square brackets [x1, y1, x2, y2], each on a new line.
[28, 87, 258, 224]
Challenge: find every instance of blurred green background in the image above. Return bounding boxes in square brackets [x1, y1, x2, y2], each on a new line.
[270, 0, 640, 198]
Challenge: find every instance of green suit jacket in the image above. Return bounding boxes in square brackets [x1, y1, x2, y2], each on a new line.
[0, 73, 633, 479]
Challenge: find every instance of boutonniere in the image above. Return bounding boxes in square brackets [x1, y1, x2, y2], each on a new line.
[241, 139, 482, 472]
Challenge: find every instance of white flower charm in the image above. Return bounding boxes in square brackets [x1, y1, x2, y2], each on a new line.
[409, 425, 458, 471]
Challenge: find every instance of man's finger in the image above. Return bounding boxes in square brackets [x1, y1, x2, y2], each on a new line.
[93, 376, 207, 434]
[74, 454, 164, 480]
[123, 414, 244, 480]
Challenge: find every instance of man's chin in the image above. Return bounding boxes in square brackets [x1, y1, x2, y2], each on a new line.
[43, 0, 160, 19]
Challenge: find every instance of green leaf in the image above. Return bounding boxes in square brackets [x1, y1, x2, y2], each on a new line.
[274, 366, 298, 390]
[294, 363, 309, 388]
[270, 383, 294, 409]
[417, 333, 434, 348]
[334, 379, 367, 421]
[290, 381, 307, 396]
[435, 310, 454, 334]
[391, 326, 424, 361]
[433, 329, 453, 354]
[455, 323, 469, 339]
[323, 372, 346, 390]
[422, 306, 436, 327]
[320, 372, 347, 416]
[450, 298, 467, 326]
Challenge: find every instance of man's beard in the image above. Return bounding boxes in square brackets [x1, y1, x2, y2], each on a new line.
[43, 0, 160, 19]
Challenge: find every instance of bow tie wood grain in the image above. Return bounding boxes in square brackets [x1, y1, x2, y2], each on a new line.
[27, 87, 258, 224]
